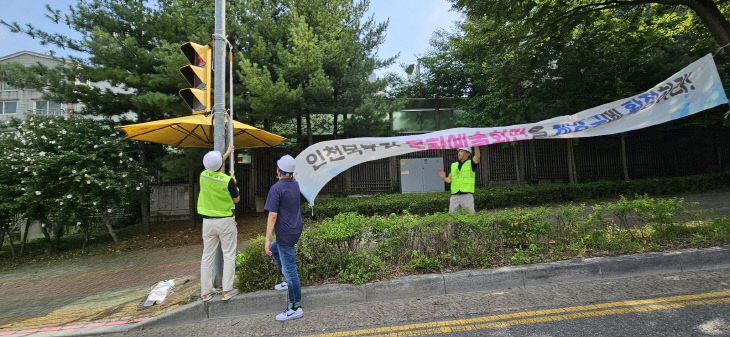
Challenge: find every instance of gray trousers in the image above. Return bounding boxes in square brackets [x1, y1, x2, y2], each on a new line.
[449, 193, 475, 213]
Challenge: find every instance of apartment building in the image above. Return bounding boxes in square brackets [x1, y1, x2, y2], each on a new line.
[0, 51, 79, 124]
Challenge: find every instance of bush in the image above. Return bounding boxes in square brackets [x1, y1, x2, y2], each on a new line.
[235, 236, 280, 292]
[308, 172, 730, 220]
[338, 250, 386, 284]
[235, 195, 727, 293]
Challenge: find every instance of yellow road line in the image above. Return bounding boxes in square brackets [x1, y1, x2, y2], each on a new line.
[304, 290, 730, 337]
[365, 297, 730, 337]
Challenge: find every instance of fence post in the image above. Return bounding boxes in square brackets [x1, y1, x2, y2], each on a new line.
[513, 144, 521, 184]
[567, 139, 577, 183]
[529, 140, 537, 183]
[344, 169, 352, 196]
[620, 133, 629, 180]
[389, 157, 398, 192]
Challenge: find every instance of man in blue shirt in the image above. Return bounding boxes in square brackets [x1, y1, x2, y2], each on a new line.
[264, 154, 303, 321]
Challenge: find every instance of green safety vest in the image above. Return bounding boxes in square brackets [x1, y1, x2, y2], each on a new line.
[450, 160, 475, 194]
[197, 170, 234, 217]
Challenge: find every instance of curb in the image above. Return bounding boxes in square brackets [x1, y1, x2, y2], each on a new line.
[33, 245, 730, 336]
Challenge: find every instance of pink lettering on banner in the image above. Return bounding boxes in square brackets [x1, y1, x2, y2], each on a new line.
[509, 128, 528, 140]
[426, 136, 447, 150]
[489, 129, 509, 144]
[406, 139, 425, 149]
[468, 132, 489, 146]
[447, 133, 467, 148]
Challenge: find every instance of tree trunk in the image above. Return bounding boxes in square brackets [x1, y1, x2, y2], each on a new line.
[20, 218, 29, 256]
[0, 226, 5, 254]
[189, 168, 198, 228]
[306, 111, 313, 146]
[140, 145, 150, 235]
[688, 0, 730, 49]
[333, 112, 338, 139]
[82, 229, 89, 250]
[7, 230, 15, 260]
[41, 222, 52, 254]
[104, 216, 119, 244]
[297, 113, 302, 144]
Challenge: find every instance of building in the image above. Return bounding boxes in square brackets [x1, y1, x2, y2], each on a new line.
[0, 51, 80, 124]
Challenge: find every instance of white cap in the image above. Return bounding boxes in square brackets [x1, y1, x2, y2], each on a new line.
[203, 151, 223, 171]
[458, 147, 472, 154]
[277, 154, 296, 173]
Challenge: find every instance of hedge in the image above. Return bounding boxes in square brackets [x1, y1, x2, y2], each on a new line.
[237, 195, 730, 292]
[306, 172, 730, 219]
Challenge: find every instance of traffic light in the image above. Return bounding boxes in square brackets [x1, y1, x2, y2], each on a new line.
[179, 42, 212, 113]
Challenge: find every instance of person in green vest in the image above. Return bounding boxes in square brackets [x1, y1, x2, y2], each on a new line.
[198, 145, 240, 302]
[438, 146, 481, 213]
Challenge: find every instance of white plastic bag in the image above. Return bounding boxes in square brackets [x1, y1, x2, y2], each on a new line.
[143, 279, 175, 307]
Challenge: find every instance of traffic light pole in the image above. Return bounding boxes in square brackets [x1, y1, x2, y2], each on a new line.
[212, 0, 227, 290]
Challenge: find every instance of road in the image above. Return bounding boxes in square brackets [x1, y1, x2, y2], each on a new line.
[110, 267, 730, 337]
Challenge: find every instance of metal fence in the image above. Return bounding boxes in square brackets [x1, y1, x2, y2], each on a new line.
[154, 126, 730, 215]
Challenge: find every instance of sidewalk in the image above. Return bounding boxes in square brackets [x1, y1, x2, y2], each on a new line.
[0, 245, 202, 333]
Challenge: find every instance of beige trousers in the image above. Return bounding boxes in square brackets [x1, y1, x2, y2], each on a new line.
[200, 217, 237, 296]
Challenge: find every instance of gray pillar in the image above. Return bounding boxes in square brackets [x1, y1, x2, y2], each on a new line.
[212, 0, 227, 290]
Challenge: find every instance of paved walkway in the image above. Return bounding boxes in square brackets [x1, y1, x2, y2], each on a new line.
[0, 191, 727, 334]
[0, 245, 203, 332]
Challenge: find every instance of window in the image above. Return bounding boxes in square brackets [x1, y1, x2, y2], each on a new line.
[35, 100, 64, 116]
[0, 101, 17, 114]
[0, 82, 16, 91]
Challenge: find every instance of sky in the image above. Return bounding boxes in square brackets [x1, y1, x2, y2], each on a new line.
[0, 0, 463, 78]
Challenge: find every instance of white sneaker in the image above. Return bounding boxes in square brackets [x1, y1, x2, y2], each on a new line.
[221, 289, 239, 301]
[275, 307, 303, 321]
[274, 281, 288, 291]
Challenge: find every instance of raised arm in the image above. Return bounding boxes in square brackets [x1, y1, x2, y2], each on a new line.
[472, 146, 481, 164]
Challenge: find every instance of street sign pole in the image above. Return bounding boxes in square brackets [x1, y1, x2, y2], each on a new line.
[212, 0, 226, 290]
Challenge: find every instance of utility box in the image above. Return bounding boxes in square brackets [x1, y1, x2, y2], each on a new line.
[400, 157, 445, 193]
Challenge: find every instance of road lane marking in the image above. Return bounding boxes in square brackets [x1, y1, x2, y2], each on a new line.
[304, 290, 730, 337]
[373, 297, 730, 337]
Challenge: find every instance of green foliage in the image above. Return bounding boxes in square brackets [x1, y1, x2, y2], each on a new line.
[337, 250, 386, 285]
[492, 207, 551, 248]
[440, 0, 729, 126]
[510, 244, 540, 265]
[0, 116, 146, 248]
[230, 0, 397, 140]
[308, 173, 730, 219]
[236, 194, 730, 292]
[405, 250, 441, 272]
[235, 236, 280, 292]
[691, 218, 730, 244]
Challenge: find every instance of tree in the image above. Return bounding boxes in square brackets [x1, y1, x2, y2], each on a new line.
[450, 0, 730, 54]
[0, 130, 22, 259]
[0, 0, 215, 233]
[439, 0, 729, 126]
[2, 116, 146, 253]
[230, 0, 395, 145]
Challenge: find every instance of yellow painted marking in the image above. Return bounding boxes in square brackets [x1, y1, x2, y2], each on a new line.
[304, 291, 730, 337]
[366, 297, 730, 337]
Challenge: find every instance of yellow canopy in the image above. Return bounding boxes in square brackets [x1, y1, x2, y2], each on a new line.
[117, 114, 286, 149]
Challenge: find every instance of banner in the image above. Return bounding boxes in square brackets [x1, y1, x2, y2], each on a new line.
[294, 54, 728, 205]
